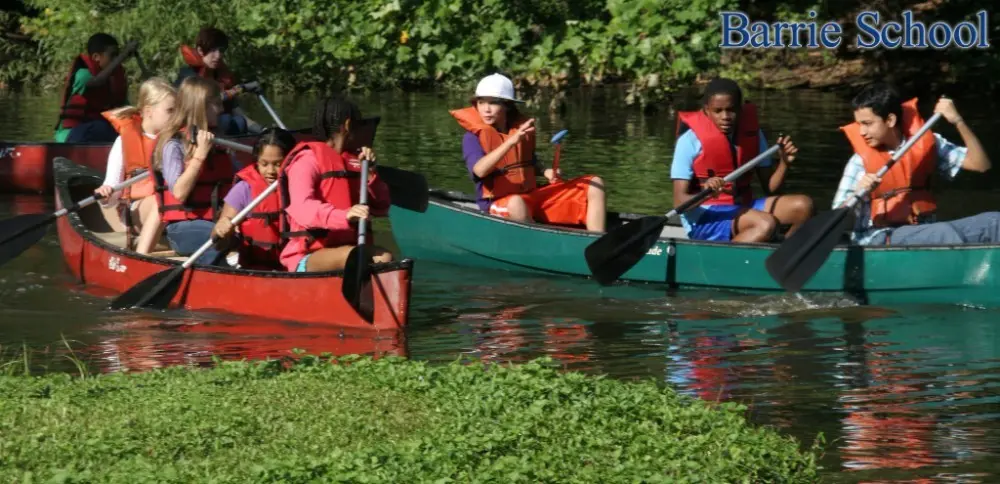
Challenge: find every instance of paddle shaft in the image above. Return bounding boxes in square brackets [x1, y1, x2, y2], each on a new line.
[180, 179, 280, 269]
[0, 170, 151, 247]
[357, 157, 371, 245]
[668, 144, 780, 218]
[257, 94, 288, 130]
[843, 112, 943, 210]
[58, 171, 151, 217]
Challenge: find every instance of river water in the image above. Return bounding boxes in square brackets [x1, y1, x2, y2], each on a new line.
[3, 86, 1000, 482]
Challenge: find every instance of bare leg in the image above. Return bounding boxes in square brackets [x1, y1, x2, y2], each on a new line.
[731, 209, 778, 243]
[305, 245, 394, 272]
[132, 197, 163, 254]
[585, 176, 606, 233]
[504, 195, 532, 223]
[761, 194, 814, 237]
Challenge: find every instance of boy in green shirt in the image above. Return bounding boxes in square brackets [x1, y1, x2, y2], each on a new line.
[54, 33, 137, 143]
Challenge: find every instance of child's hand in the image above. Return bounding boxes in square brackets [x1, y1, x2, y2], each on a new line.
[777, 135, 798, 164]
[704, 177, 726, 197]
[346, 204, 370, 223]
[213, 216, 234, 240]
[193, 129, 215, 161]
[93, 185, 114, 199]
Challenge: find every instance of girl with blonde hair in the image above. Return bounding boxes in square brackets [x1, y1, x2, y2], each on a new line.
[152, 76, 240, 266]
[95, 77, 176, 254]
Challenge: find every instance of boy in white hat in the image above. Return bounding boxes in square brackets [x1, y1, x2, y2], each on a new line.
[449, 73, 607, 232]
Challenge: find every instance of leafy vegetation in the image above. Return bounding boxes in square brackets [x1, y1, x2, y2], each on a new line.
[5, 0, 736, 106]
[0, 355, 822, 482]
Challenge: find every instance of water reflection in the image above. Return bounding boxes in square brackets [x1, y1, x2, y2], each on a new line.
[89, 314, 406, 372]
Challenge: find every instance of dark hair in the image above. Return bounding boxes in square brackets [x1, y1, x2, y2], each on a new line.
[312, 95, 362, 140]
[851, 82, 903, 121]
[196, 26, 229, 53]
[86, 33, 119, 55]
[702, 77, 743, 106]
[253, 127, 297, 159]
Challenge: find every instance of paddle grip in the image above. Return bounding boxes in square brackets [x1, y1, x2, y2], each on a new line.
[257, 94, 288, 130]
[845, 112, 943, 209]
[668, 144, 780, 217]
[357, 157, 371, 246]
[182, 180, 280, 269]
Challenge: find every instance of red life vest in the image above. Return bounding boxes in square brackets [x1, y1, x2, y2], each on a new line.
[179, 44, 236, 90]
[101, 111, 157, 200]
[56, 54, 127, 131]
[449, 106, 537, 200]
[840, 98, 938, 228]
[279, 142, 370, 256]
[233, 165, 282, 269]
[154, 131, 236, 223]
[676, 103, 761, 206]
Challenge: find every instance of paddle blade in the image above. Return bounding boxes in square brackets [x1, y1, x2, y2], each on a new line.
[0, 213, 55, 267]
[377, 166, 429, 213]
[765, 208, 852, 293]
[584, 215, 668, 286]
[108, 267, 185, 311]
[342, 245, 375, 323]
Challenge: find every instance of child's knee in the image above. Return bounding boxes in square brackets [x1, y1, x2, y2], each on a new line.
[374, 248, 394, 263]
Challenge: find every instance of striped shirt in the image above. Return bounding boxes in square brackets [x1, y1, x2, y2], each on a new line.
[831, 133, 967, 245]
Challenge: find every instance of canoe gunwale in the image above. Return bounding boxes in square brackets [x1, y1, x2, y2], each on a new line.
[55, 157, 413, 279]
[425, 188, 1000, 253]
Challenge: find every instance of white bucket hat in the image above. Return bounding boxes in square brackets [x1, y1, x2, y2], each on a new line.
[474, 73, 524, 103]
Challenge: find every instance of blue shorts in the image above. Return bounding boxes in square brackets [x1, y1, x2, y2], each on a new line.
[295, 254, 312, 272]
[687, 198, 767, 242]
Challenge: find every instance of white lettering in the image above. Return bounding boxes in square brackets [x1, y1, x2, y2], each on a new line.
[108, 256, 127, 273]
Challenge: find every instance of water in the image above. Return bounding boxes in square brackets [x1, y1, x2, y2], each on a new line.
[3, 86, 1000, 481]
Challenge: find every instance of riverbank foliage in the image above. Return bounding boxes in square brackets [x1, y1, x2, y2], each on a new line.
[4, 0, 993, 105]
[5, 0, 735, 106]
[0, 355, 821, 482]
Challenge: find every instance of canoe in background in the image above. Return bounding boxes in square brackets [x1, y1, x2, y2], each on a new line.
[388, 189, 1000, 307]
[0, 127, 310, 193]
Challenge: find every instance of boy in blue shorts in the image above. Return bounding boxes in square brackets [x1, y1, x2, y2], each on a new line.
[669, 78, 814, 243]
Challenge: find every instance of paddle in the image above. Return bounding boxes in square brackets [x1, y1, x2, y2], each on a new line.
[550, 129, 568, 182]
[584, 144, 781, 285]
[0, 171, 152, 267]
[765, 112, 944, 293]
[108, 130, 256, 311]
[341, 155, 376, 323]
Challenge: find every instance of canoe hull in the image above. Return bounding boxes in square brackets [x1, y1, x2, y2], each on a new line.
[55, 159, 412, 331]
[388, 192, 1000, 306]
[1, 128, 311, 193]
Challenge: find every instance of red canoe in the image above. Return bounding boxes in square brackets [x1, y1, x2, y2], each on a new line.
[53, 157, 413, 331]
[1, 127, 311, 193]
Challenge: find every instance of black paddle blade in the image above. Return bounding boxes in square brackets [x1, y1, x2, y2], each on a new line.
[765, 207, 852, 293]
[108, 267, 186, 311]
[0, 213, 55, 267]
[584, 215, 668, 286]
[377, 166, 429, 213]
[342, 245, 376, 323]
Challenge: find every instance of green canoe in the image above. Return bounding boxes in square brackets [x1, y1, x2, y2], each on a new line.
[388, 189, 1000, 307]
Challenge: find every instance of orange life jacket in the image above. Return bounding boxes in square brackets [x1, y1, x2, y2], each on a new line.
[179, 44, 236, 90]
[101, 111, 157, 200]
[449, 106, 537, 199]
[841, 98, 938, 228]
[56, 54, 127, 131]
[154, 130, 236, 223]
[234, 164, 282, 270]
[279, 141, 370, 258]
[676, 103, 761, 206]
